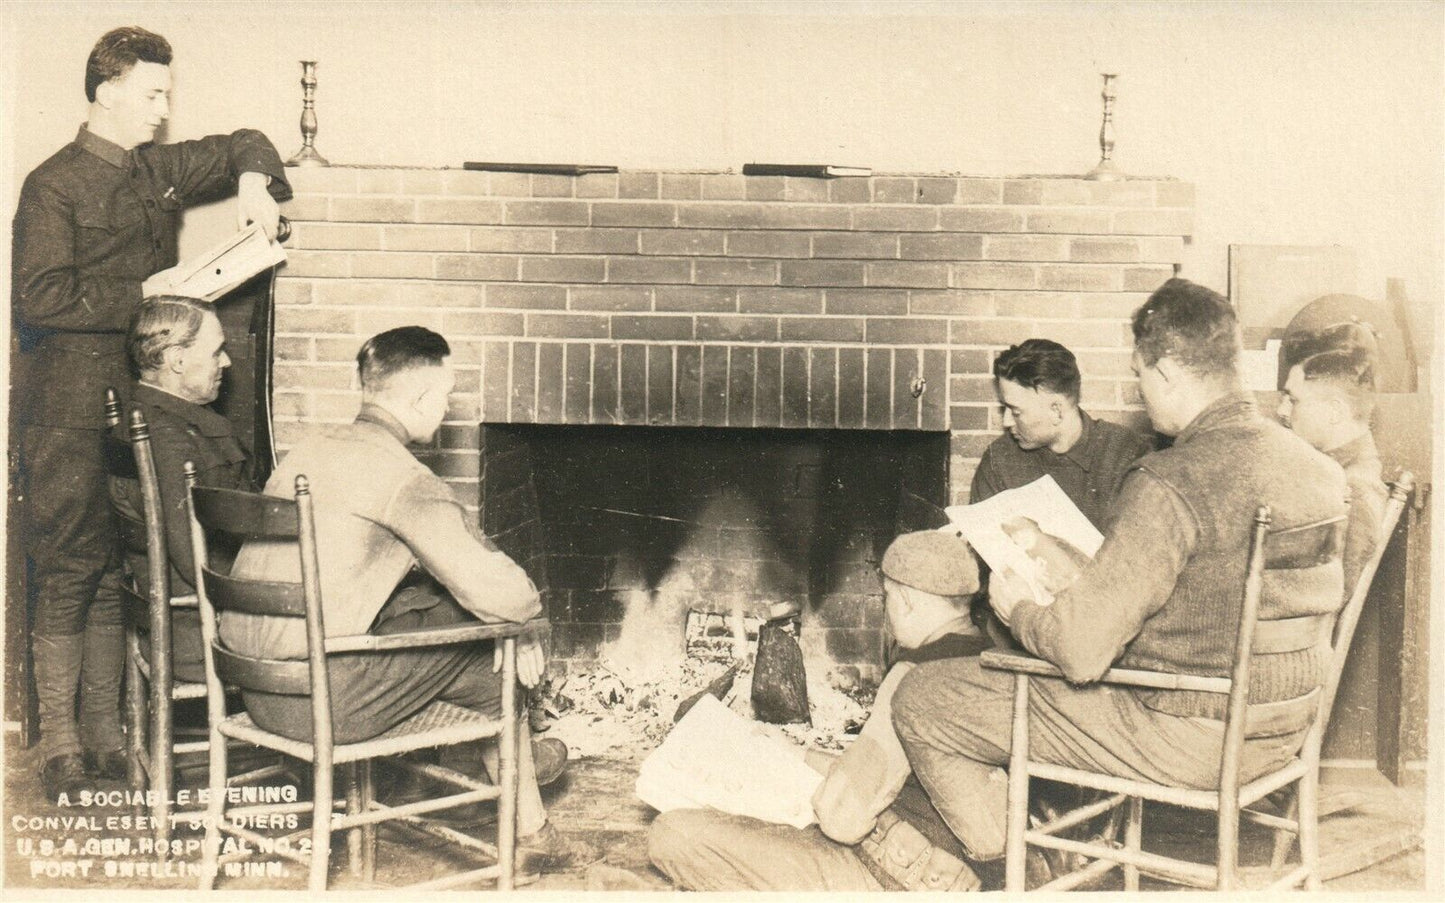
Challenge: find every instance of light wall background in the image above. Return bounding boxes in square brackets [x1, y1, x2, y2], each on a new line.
[3, 0, 1442, 344]
[4, 3, 1442, 878]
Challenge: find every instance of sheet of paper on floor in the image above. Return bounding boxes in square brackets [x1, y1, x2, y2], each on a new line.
[635, 694, 824, 829]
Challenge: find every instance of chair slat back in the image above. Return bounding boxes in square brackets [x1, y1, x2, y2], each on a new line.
[1220, 508, 1345, 795]
[126, 408, 174, 612]
[106, 390, 150, 555]
[1248, 514, 1347, 659]
[1318, 472, 1415, 736]
[1244, 687, 1320, 739]
[1252, 614, 1331, 655]
[197, 567, 309, 618]
[190, 486, 303, 539]
[103, 389, 177, 657]
[1261, 516, 1346, 570]
[187, 472, 336, 752]
[102, 386, 139, 479]
[210, 644, 312, 696]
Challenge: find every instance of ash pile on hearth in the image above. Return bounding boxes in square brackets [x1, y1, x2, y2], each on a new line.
[537, 611, 874, 760]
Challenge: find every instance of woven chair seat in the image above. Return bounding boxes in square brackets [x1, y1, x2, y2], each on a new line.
[219, 700, 505, 765]
[171, 680, 208, 701]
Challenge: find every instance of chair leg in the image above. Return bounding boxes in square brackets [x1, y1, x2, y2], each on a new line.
[346, 763, 363, 878]
[199, 725, 227, 890]
[1299, 770, 1321, 890]
[1004, 674, 1030, 892]
[1217, 794, 1239, 891]
[309, 759, 334, 893]
[1270, 788, 1300, 870]
[123, 639, 148, 798]
[150, 691, 173, 856]
[497, 638, 519, 892]
[359, 761, 376, 885]
[1124, 796, 1143, 891]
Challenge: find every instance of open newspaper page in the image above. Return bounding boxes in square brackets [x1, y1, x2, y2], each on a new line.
[943, 475, 1104, 606]
[635, 695, 823, 830]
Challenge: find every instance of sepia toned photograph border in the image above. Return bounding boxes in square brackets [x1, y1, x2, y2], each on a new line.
[2, 0, 1441, 896]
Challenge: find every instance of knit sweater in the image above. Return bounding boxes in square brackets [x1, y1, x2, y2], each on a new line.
[1013, 393, 1347, 719]
[221, 405, 539, 660]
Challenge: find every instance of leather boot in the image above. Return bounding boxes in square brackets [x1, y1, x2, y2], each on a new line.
[33, 631, 85, 762]
[41, 753, 93, 803]
[33, 631, 96, 801]
[79, 621, 127, 776]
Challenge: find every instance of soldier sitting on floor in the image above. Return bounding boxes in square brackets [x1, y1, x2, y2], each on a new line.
[648, 529, 985, 892]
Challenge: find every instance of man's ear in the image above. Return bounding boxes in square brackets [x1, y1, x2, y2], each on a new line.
[1154, 356, 1182, 385]
[1324, 393, 1350, 426]
[1049, 398, 1064, 421]
[160, 343, 186, 374]
[889, 582, 914, 614]
[93, 79, 116, 110]
[411, 372, 447, 412]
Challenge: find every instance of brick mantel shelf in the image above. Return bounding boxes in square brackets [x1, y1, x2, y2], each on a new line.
[272, 166, 1193, 508]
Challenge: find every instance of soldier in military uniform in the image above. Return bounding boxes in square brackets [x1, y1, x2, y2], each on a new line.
[11, 26, 290, 800]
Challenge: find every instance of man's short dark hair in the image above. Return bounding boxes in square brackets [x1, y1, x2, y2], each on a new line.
[357, 326, 451, 390]
[86, 27, 172, 103]
[993, 339, 1081, 403]
[127, 295, 210, 375]
[1280, 319, 1380, 372]
[1297, 346, 1377, 421]
[1130, 278, 1241, 376]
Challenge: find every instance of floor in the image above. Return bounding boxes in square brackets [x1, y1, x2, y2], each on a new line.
[2, 734, 1426, 893]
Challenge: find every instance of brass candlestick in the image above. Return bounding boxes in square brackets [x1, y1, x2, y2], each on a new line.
[287, 60, 329, 167]
[1086, 72, 1124, 181]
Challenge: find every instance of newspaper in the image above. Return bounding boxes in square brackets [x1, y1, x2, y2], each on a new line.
[142, 224, 286, 303]
[636, 694, 822, 829]
[942, 475, 1103, 606]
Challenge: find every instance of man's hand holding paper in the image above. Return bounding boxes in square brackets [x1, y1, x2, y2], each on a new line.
[986, 566, 1041, 627]
[944, 475, 1104, 630]
[237, 171, 282, 240]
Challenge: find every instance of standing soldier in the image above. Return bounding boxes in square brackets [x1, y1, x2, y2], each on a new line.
[11, 26, 290, 801]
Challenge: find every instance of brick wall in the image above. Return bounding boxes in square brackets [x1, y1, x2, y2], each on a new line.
[274, 167, 1192, 514]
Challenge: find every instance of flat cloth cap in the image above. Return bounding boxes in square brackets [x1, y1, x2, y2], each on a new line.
[881, 530, 979, 597]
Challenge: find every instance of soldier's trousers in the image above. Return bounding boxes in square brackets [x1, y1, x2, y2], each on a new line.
[20, 426, 124, 757]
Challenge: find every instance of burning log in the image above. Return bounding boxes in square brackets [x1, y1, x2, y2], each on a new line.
[673, 662, 742, 723]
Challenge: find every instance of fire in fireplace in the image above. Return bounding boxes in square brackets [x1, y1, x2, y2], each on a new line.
[479, 424, 949, 683]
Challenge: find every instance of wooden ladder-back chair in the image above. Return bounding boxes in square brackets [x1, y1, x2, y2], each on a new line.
[1262, 472, 1418, 878]
[185, 468, 544, 891]
[105, 388, 290, 852]
[982, 501, 1359, 892]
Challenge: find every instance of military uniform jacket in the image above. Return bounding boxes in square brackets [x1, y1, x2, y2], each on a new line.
[109, 382, 256, 593]
[11, 125, 290, 429]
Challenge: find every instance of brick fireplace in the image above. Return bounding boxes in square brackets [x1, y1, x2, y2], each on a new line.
[271, 167, 1192, 675]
